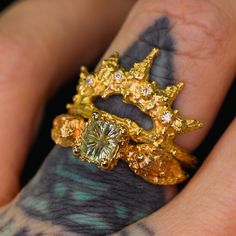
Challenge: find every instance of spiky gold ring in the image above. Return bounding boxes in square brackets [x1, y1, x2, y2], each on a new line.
[51, 48, 203, 185]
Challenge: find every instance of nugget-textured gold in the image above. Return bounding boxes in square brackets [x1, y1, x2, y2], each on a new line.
[51, 48, 203, 185]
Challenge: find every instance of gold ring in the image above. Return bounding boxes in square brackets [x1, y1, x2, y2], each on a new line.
[51, 48, 203, 185]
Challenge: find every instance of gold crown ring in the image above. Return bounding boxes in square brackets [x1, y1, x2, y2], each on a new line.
[51, 48, 203, 185]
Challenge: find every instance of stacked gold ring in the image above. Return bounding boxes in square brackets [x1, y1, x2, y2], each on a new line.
[51, 48, 203, 185]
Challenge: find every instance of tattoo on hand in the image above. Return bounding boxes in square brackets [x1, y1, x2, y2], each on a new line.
[0, 17, 174, 235]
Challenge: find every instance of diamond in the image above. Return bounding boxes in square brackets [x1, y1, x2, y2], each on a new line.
[141, 86, 152, 96]
[114, 71, 122, 82]
[162, 112, 172, 123]
[86, 75, 94, 86]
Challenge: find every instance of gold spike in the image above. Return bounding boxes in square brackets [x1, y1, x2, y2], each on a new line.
[129, 48, 159, 81]
[164, 82, 184, 103]
[172, 117, 203, 133]
[80, 66, 89, 79]
[185, 119, 203, 130]
[101, 51, 119, 68]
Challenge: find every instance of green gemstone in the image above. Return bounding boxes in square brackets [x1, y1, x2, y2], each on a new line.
[80, 119, 122, 168]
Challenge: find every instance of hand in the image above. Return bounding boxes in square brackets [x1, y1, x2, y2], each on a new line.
[0, 0, 134, 205]
[0, 0, 235, 235]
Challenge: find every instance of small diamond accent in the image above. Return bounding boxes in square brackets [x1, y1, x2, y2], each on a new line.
[60, 123, 73, 138]
[86, 75, 94, 86]
[141, 86, 152, 96]
[162, 112, 172, 123]
[114, 71, 122, 82]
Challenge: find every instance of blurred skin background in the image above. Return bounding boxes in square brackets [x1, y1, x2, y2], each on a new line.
[0, 0, 235, 190]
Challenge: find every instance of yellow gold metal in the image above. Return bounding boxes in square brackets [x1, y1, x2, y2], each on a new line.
[51, 48, 203, 185]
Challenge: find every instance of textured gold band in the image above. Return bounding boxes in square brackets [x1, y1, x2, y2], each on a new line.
[51, 48, 203, 185]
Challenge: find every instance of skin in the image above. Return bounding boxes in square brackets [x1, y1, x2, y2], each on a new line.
[0, 0, 236, 235]
[114, 120, 236, 236]
[0, 0, 136, 205]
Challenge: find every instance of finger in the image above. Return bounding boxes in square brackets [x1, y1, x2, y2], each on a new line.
[1, 0, 234, 233]
[103, 0, 236, 151]
[0, 0, 135, 205]
[95, 0, 236, 204]
[130, 119, 236, 236]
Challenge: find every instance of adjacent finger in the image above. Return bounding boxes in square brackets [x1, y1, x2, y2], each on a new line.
[0, 0, 135, 205]
[131, 119, 236, 236]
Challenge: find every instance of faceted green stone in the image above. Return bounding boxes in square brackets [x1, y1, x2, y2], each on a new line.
[80, 119, 122, 168]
